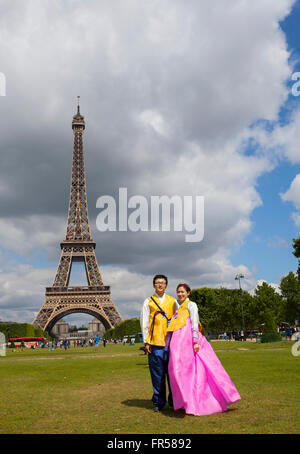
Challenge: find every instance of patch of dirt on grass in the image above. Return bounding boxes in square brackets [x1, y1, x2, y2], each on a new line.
[0, 352, 140, 362]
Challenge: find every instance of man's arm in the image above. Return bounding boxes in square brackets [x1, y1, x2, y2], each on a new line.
[140, 298, 151, 353]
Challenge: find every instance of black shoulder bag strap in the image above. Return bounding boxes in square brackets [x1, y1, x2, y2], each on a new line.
[150, 296, 171, 325]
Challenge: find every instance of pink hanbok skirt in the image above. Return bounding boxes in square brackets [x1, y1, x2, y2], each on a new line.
[168, 317, 241, 416]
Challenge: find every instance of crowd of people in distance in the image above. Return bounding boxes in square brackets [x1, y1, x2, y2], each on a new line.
[9, 336, 137, 352]
[47, 337, 135, 349]
[48, 337, 115, 349]
[278, 324, 299, 340]
[216, 325, 299, 342]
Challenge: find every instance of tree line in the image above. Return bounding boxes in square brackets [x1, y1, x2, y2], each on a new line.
[0, 322, 49, 342]
[103, 318, 141, 340]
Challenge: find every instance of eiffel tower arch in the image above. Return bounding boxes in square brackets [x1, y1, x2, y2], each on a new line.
[33, 99, 122, 334]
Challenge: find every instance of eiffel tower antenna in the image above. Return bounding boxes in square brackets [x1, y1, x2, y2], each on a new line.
[33, 101, 122, 333]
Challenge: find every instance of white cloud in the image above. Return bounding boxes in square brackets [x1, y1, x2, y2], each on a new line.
[280, 174, 300, 228]
[281, 173, 300, 209]
[138, 109, 169, 137]
[0, 262, 55, 322]
[0, 215, 65, 259]
[291, 212, 300, 229]
[251, 279, 282, 295]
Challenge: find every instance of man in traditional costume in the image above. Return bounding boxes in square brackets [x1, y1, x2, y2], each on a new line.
[140, 274, 178, 412]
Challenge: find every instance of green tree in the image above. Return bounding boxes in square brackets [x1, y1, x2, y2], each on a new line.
[0, 322, 49, 342]
[190, 288, 218, 330]
[250, 282, 284, 327]
[190, 287, 253, 332]
[261, 310, 282, 343]
[214, 288, 253, 332]
[280, 272, 300, 324]
[292, 237, 300, 280]
[104, 318, 141, 341]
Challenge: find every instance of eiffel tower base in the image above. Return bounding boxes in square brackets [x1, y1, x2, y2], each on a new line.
[33, 286, 122, 334]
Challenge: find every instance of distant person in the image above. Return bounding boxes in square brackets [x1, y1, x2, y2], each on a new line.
[63, 339, 68, 351]
[285, 326, 292, 340]
[103, 338, 107, 348]
[94, 335, 100, 349]
[166, 283, 241, 416]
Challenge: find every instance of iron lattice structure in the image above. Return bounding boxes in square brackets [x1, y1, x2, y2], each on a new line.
[33, 102, 122, 333]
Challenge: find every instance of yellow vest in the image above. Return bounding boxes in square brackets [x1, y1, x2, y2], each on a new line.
[167, 299, 202, 333]
[146, 294, 177, 346]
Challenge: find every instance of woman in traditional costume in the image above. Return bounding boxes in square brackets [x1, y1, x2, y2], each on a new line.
[165, 283, 241, 416]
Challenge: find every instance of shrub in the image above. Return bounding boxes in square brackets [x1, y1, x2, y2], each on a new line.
[0, 322, 49, 343]
[104, 318, 141, 341]
[261, 311, 282, 343]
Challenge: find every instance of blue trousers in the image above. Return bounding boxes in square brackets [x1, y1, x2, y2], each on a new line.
[148, 346, 173, 408]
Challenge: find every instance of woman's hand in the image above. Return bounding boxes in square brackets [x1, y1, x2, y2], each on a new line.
[193, 343, 199, 353]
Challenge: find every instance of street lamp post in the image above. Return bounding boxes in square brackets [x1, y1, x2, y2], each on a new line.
[235, 274, 246, 340]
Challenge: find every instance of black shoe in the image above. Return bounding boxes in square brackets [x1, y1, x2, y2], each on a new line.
[153, 406, 164, 412]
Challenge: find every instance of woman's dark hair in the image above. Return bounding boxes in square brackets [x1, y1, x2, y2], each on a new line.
[176, 283, 191, 293]
[153, 274, 168, 286]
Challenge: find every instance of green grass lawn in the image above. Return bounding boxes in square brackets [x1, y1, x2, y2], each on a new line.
[0, 341, 299, 434]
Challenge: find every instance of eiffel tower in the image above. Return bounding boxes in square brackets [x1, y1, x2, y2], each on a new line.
[33, 99, 122, 334]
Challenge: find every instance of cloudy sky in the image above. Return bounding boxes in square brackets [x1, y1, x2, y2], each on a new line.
[1, 0, 300, 326]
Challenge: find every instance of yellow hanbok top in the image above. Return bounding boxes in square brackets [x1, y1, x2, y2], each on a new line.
[145, 294, 177, 346]
[167, 299, 202, 333]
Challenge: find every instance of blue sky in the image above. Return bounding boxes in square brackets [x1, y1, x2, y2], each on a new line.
[231, 1, 300, 286]
[231, 160, 300, 283]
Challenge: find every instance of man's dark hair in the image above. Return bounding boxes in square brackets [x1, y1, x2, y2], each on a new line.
[153, 274, 168, 286]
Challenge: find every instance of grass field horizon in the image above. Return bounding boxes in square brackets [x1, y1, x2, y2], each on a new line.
[0, 341, 299, 434]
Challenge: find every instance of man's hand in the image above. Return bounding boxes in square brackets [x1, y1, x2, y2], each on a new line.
[145, 343, 152, 354]
[193, 343, 199, 353]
